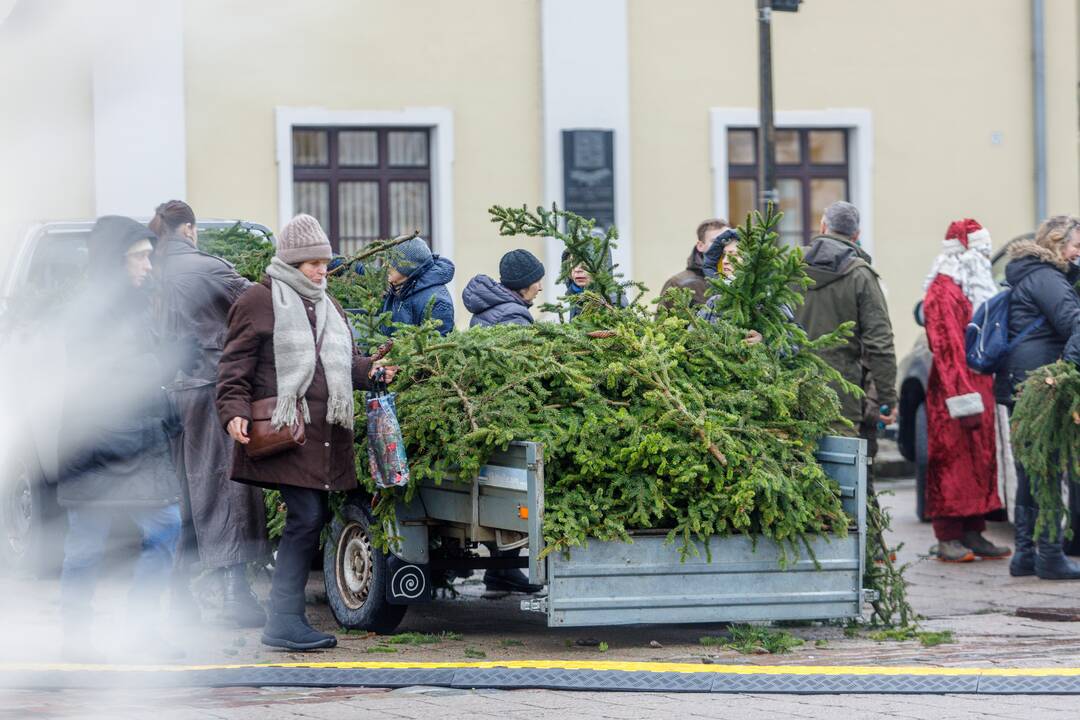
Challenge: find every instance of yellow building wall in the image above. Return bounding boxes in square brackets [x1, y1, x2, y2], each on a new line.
[182, 0, 544, 327]
[629, 0, 1080, 357]
[0, 3, 96, 271]
[3, 0, 1075, 349]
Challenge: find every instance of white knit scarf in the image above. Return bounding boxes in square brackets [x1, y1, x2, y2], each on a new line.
[923, 239, 998, 309]
[265, 257, 354, 430]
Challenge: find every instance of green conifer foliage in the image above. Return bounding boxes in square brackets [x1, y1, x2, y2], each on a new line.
[208, 209, 900, 612]
[1011, 361, 1080, 540]
[363, 205, 853, 563]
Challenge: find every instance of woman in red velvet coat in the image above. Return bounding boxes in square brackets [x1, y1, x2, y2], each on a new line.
[923, 219, 1011, 562]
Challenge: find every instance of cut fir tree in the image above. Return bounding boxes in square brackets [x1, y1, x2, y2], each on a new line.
[1011, 360, 1080, 541]
[373, 204, 853, 564]
[208, 206, 910, 624]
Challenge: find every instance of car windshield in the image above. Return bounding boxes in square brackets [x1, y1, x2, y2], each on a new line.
[27, 231, 89, 295]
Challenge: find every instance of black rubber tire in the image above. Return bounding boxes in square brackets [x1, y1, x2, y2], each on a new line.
[323, 502, 407, 634]
[0, 454, 62, 577]
[914, 402, 929, 523]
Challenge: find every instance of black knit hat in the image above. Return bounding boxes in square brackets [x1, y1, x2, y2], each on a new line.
[499, 249, 545, 290]
[87, 215, 156, 279]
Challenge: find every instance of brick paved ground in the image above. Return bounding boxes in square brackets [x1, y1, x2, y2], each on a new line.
[5, 480, 1077, 668]
[2, 479, 1079, 717]
[2, 685, 1078, 719]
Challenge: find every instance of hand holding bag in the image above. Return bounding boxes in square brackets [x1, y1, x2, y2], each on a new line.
[245, 396, 306, 459]
[244, 331, 323, 460]
[366, 368, 410, 488]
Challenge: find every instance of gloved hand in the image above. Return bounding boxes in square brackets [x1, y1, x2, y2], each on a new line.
[702, 229, 739, 280]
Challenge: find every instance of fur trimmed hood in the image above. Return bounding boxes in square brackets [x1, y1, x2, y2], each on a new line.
[1007, 239, 1068, 271]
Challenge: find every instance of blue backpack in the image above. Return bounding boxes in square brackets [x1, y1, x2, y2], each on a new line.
[964, 287, 1043, 374]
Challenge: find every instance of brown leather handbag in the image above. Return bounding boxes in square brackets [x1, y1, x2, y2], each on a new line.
[246, 396, 306, 459]
[245, 331, 325, 460]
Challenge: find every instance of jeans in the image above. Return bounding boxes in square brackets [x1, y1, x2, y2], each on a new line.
[60, 504, 182, 623]
[269, 486, 329, 616]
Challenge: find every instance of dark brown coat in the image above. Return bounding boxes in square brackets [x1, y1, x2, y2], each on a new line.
[659, 248, 709, 308]
[216, 279, 373, 492]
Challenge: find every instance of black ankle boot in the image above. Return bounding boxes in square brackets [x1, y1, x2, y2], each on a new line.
[1035, 524, 1080, 580]
[222, 565, 267, 628]
[1010, 506, 1036, 577]
[483, 567, 543, 594]
[261, 613, 336, 651]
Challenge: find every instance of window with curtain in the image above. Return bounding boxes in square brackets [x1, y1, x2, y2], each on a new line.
[292, 127, 433, 255]
[727, 128, 850, 247]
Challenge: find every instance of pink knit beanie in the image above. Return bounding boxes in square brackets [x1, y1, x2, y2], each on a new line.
[277, 214, 332, 264]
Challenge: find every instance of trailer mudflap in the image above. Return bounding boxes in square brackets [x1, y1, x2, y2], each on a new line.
[385, 555, 431, 605]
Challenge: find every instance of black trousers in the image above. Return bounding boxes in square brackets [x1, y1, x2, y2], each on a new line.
[270, 485, 329, 616]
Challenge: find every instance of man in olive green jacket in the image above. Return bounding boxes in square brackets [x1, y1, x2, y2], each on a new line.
[794, 202, 897, 449]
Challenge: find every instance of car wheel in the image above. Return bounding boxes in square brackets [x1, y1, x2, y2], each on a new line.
[914, 402, 929, 523]
[0, 454, 61, 576]
[323, 502, 407, 634]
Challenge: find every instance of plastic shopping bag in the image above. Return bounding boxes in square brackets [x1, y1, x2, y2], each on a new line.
[366, 391, 410, 488]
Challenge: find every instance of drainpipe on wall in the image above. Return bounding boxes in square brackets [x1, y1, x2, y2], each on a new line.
[1032, 0, 1047, 225]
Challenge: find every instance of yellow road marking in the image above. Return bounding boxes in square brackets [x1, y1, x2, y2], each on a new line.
[2, 661, 1078, 677]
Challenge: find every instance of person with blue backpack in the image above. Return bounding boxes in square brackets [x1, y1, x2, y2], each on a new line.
[992, 215, 1080, 580]
[923, 219, 1009, 563]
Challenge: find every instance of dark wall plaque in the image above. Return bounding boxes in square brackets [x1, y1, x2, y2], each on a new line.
[562, 130, 614, 228]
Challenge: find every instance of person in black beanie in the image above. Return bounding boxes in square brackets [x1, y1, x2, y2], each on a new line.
[459, 249, 545, 597]
[462, 249, 544, 327]
[57, 216, 190, 661]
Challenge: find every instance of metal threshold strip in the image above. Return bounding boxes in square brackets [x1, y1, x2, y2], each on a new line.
[2, 661, 1080, 694]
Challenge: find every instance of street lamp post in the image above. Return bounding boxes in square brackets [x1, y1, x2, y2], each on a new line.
[756, 0, 800, 213]
[756, 0, 777, 212]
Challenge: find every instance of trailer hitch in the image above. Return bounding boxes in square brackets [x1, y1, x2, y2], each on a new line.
[520, 597, 549, 614]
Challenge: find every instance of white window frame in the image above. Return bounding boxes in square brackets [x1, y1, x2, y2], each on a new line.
[275, 107, 455, 261]
[709, 108, 874, 257]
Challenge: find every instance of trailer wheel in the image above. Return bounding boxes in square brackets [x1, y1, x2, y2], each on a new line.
[323, 502, 406, 634]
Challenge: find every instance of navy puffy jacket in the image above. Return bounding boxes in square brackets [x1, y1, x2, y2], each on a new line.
[380, 255, 456, 335]
[994, 241, 1080, 404]
[463, 275, 533, 327]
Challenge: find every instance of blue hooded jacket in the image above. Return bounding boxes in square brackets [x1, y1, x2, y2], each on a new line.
[380, 255, 456, 335]
[463, 275, 534, 327]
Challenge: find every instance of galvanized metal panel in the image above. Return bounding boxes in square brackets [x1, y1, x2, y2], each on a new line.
[526, 442, 547, 585]
[387, 492, 430, 564]
[815, 434, 867, 595]
[546, 533, 861, 626]
[542, 435, 866, 627]
[418, 478, 530, 533]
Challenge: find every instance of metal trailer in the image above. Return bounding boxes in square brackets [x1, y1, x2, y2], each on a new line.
[323, 435, 869, 632]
